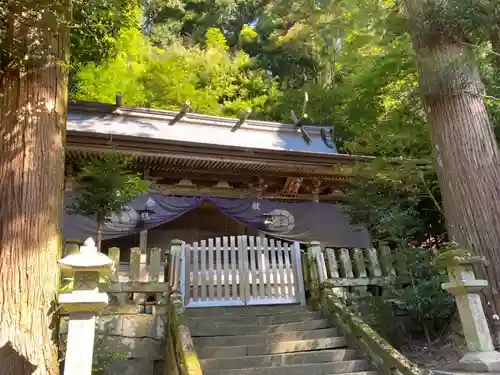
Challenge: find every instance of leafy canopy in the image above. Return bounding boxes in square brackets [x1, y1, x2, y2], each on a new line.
[73, 28, 280, 118]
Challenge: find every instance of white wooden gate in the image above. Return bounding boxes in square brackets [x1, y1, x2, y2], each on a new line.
[180, 236, 305, 308]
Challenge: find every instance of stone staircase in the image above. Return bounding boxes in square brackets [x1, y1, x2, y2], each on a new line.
[186, 304, 380, 375]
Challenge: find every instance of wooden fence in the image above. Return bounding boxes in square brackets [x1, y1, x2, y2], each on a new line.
[63, 238, 412, 313]
[307, 243, 412, 298]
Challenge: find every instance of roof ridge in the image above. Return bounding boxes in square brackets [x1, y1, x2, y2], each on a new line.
[68, 100, 331, 135]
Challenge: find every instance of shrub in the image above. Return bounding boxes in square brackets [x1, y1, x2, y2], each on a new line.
[348, 247, 456, 347]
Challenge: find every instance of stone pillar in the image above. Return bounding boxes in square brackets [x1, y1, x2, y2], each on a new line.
[58, 238, 114, 375]
[441, 254, 500, 372]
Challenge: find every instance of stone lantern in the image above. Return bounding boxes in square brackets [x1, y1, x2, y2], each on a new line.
[439, 251, 500, 372]
[58, 238, 114, 375]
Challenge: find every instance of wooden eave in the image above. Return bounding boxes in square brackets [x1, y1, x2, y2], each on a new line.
[66, 130, 373, 179]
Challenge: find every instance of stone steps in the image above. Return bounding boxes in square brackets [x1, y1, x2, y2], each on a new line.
[197, 337, 350, 358]
[194, 327, 340, 347]
[188, 311, 323, 326]
[200, 348, 361, 370]
[186, 305, 307, 318]
[186, 305, 379, 375]
[190, 319, 331, 337]
[203, 359, 372, 375]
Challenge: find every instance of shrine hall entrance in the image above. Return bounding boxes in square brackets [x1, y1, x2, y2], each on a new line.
[180, 235, 306, 307]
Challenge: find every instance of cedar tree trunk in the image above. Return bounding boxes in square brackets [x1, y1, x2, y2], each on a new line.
[403, 0, 500, 323]
[0, 1, 70, 374]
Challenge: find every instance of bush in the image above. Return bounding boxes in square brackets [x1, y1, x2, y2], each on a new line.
[348, 247, 456, 347]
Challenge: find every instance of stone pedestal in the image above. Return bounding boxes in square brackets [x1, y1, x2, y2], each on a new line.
[58, 238, 114, 375]
[441, 254, 500, 372]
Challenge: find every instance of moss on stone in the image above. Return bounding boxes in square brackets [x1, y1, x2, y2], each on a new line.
[323, 289, 430, 375]
[165, 291, 203, 375]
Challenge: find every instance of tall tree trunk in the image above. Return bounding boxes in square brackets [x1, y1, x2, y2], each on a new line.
[0, 1, 70, 374]
[402, 0, 500, 325]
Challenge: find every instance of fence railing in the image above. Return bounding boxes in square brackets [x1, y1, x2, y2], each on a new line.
[306, 241, 414, 299]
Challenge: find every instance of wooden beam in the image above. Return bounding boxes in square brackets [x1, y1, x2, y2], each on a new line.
[148, 183, 346, 201]
[324, 276, 410, 287]
[145, 169, 354, 183]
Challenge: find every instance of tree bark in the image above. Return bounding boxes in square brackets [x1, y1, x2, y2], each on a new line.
[402, 0, 500, 322]
[0, 1, 69, 374]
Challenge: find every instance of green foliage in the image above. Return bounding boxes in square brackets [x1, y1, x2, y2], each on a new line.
[69, 0, 141, 91]
[73, 28, 279, 117]
[72, 29, 153, 105]
[351, 248, 456, 346]
[0, 0, 142, 93]
[71, 0, 141, 68]
[343, 159, 444, 249]
[391, 249, 456, 342]
[142, 0, 262, 48]
[415, 0, 496, 43]
[205, 28, 229, 50]
[69, 152, 149, 226]
[239, 24, 258, 44]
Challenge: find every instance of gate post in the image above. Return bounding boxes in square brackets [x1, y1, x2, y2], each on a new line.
[293, 242, 306, 306]
[238, 235, 251, 305]
[168, 239, 184, 296]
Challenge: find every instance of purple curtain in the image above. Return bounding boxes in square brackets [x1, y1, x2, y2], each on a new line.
[63, 193, 371, 248]
[205, 197, 370, 248]
[63, 193, 202, 241]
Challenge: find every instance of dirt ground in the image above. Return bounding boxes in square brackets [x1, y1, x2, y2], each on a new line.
[401, 339, 467, 369]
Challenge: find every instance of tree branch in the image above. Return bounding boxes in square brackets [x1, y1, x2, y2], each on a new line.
[418, 171, 443, 214]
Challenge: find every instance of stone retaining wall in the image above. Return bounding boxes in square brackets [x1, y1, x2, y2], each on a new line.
[60, 313, 166, 375]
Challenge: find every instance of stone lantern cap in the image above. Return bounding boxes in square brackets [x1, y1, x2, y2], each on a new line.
[432, 248, 485, 269]
[58, 238, 114, 276]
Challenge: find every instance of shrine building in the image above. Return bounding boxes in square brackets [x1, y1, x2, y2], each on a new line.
[63, 100, 372, 259]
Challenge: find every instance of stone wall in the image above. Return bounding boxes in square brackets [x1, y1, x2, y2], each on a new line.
[60, 312, 166, 375]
